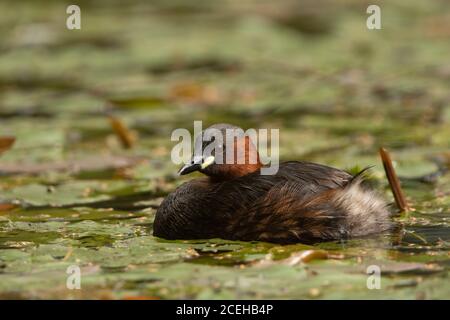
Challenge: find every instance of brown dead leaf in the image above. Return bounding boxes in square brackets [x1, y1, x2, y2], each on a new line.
[284, 250, 329, 265]
[424, 15, 450, 38]
[170, 82, 222, 105]
[0, 203, 18, 212]
[0, 136, 15, 154]
[108, 115, 136, 149]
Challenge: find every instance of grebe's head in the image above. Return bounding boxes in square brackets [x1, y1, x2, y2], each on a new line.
[178, 123, 262, 180]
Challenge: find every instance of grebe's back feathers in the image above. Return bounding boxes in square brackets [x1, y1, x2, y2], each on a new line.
[218, 161, 391, 243]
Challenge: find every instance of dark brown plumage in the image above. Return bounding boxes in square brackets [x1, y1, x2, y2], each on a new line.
[153, 124, 392, 244]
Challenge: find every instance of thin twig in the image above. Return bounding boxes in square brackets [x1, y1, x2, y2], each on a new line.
[379, 147, 410, 212]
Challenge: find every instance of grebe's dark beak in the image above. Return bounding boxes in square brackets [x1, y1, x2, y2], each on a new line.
[178, 156, 215, 176]
[178, 162, 201, 175]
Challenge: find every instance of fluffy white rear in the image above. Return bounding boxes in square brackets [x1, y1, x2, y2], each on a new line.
[332, 179, 391, 236]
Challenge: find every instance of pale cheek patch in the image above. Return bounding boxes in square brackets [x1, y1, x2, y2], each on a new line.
[201, 156, 215, 169]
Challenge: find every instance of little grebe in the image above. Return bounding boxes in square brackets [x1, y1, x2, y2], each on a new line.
[153, 124, 391, 244]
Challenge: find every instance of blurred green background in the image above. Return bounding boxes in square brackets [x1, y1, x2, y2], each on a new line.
[0, 0, 449, 299]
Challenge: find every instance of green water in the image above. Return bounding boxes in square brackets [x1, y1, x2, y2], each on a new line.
[0, 0, 449, 299]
